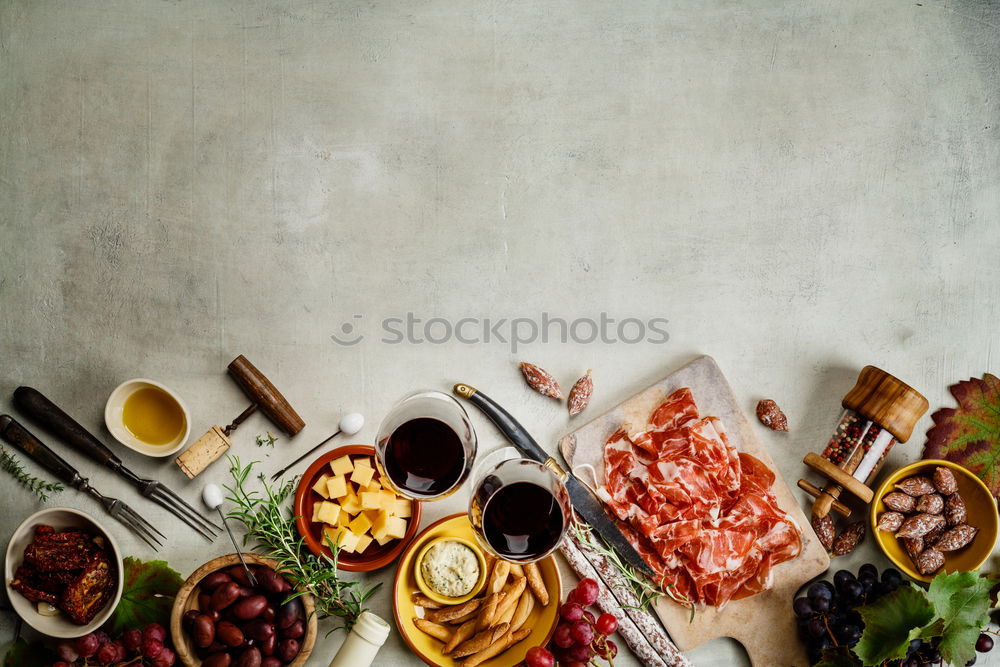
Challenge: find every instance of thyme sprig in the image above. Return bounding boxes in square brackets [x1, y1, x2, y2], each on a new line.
[224, 456, 381, 633]
[1, 445, 63, 501]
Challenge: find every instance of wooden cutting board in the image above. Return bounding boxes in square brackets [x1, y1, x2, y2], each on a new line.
[558, 355, 829, 667]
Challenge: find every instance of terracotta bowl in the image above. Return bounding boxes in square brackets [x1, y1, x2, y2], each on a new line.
[293, 444, 422, 572]
[871, 459, 999, 582]
[169, 553, 317, 667]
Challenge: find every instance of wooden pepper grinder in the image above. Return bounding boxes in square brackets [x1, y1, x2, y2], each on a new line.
[175, 355, 305, 478]
[798, 366, 928, 519]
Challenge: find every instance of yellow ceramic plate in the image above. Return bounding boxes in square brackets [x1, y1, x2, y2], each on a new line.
[871, 459, 998, 582]
[392, 513, 562, 667]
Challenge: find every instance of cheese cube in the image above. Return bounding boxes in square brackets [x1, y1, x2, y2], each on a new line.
[372, 524, 393, 546]
[363, 509, 381, 524]
[354, 533, 373, 554]
[312, 473, 332, 499]
[329, 455, 354, 477]
[337, 511, 352, 528]
[348, 513, 373, 535]
[362, 476, 382, 492]
[391, 498, 413, 518]
[311, 501, 324, 522]
[350, 465, 375, 488]
[315, 501, 341, 526]
[354, 456, 373, 470]
[385, 516, 407, 540]
[360, 491, 382, 511]
[325, 475, 349, 499]
[341, 493, 363, 515]
[324, 527, 359, 554]
[378, 489, 397, 508]
[372, 509, 390, 537]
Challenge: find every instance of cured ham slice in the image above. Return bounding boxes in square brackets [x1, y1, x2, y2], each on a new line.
[602, 388, 801, 608]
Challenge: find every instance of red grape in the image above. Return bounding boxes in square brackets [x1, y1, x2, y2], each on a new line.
[143, 623, 167, 643]
[582, 610, 596, 625]
[553, 623, 574, 648]
[93, 631, 110, 646]
[122, 628, 142, 651]
[142, 638, 164, 659]
[575, 578, 599, 605]
[567, 643, 594, 662]
[55, 641, 78, 662]
[565, 588, 580, 604]
[95, 642, 118, 665]
[151, 646, 177, 667]
[569, 620, 594, 646]
[604, 639, 618, 659]
[75, 634, 99, 659]
[525, 646, 554, 667]
[559, 602, 584, 622]
[595, 612, 618, 636]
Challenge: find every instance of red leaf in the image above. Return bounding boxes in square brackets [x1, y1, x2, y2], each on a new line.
[923, 374, 1000, 497]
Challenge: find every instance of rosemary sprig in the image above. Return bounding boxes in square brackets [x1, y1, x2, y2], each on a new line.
[255, 432, 277, 448]
[1, 445, 63, 501]
[224, 455, 381, 633]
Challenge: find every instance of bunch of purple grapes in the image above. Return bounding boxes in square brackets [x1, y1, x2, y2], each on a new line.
[50, 623, 175, 667]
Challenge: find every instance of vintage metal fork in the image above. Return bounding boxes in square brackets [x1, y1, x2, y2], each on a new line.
[0, 414, 164, 550]
[13, 387, 221, 540]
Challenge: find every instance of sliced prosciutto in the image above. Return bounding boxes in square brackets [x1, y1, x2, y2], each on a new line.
[601, 388, 801, 608]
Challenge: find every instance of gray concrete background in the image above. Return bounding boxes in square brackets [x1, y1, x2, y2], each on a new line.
[2, 1, 999, 664]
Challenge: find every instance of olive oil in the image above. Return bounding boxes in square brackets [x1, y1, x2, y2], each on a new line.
[122, 386, 185, 446]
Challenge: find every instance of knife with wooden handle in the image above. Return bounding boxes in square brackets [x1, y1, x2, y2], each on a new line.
[453, 383, 656, 579]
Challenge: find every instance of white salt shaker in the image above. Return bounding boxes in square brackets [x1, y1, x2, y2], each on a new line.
[328, 611, 390, 667]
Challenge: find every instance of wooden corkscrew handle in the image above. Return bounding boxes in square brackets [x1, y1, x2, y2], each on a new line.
[227, 355, 305, 436]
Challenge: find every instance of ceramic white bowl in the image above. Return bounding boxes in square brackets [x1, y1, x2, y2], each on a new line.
[104, 378, 190, 457]
[4, 507, 124, 638]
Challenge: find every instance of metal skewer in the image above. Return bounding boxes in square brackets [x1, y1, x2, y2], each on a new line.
[270, 412, 364, 481]
[203, 483, 257, 586]
[12, 386, 221, 540]
[0, 415, 164, 550]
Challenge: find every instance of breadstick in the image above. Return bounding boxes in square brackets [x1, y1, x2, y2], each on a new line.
[524, 562, 548, 605]
[475, 591, 504, 631]
[427, 597, 482, 624]
[509, 590, 534, 632]
[443, 619, 476, 654]
[493, 576, 526, 623]
[450, 607, 479, 625]
[508, 563, 525, 578]
[462, 627, 531, 667]
[495, 597, 516, 627]
[489, 560, 510, 594]
[413, 618, 451, 642]
[452, 622, 510, 658]
[411, 593, 443, 609]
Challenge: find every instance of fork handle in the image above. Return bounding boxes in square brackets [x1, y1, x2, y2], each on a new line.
[13, 387, 123, 470]
[0, 414, 87, 489]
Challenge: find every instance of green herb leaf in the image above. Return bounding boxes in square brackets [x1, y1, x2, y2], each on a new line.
[855, 584, 935, 665]
[2, 638, 53, 667]
[923, 373, 1000, 496]
[920, 570, 992, 666]
[814, 645, 861, 667]
[105, 557, 183, 635]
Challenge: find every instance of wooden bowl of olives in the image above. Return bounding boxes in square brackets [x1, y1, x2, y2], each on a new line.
[169, 553, 317, 667]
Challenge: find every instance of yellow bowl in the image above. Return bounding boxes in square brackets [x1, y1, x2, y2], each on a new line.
[414, 536, 488, 605]
[871, 459, 998, 582]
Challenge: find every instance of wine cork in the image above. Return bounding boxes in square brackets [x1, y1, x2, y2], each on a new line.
[175, 425, 232, 478]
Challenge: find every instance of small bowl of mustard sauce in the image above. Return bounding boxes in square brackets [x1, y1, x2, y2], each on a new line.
[413, 536, 488, 605]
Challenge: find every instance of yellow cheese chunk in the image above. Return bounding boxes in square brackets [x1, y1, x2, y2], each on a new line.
[315, 501, 341, 526]
[336, 511, 352, 528]
[325, 475, 348, 499]
[329, 455, 354, 477]
[341, 493, 363, 515]
[348, 513, 373, 535]
[354, 532, 373, 554]
[323, 527, 359, 554]
[371, 509, 390, 537]
[360, 491, 382, 511]
[363, 509, 381, 524]
[350, 465, 375, 488]
[385, 515, 407, 540]
[312, 473, 332, 499]
[362, 477, 382, 492]
[378, 489, 397, 509]
[311, 501, 324, 522]
[353, 456, 374, 470]
[391, 498, 413, 518]
[372, 528, 394, 546]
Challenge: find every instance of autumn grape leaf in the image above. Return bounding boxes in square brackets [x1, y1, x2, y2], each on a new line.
[916, 570, 992, 667]
[105, 557, 183, 635]
[924, 373, 1000, 496]
[854, 584, 934, 665]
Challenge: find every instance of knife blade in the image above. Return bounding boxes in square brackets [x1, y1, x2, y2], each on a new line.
[453, 383, 656, 579]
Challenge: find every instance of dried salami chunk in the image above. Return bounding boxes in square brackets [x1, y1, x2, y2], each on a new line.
[882, 492, 917, 513]
[945, 493, 967, 527]
[916, 493, 944, 515]
[896, 513, 946, 539]
[519, 362, 564, 399]
[933, 467, 959, 495]
[916, 548, 945, 575]
[877, 511, 905, 533]
[934, 524, 978, 552]
[811, 514, 835, 551]
[923, 521, 946, 548]
[832, 521, 865, 556]
[755, 399, 789, 432]
[901, 536, 924, 560]
[896, 476, 935, 497]
[567, 370, 593, 416]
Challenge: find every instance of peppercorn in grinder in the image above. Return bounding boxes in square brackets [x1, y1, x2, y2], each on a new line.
[798, 366, 928, 518]
[175, 355, 305, 478]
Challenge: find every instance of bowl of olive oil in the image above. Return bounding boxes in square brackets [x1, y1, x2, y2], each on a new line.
[104, 378, 190, 457]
